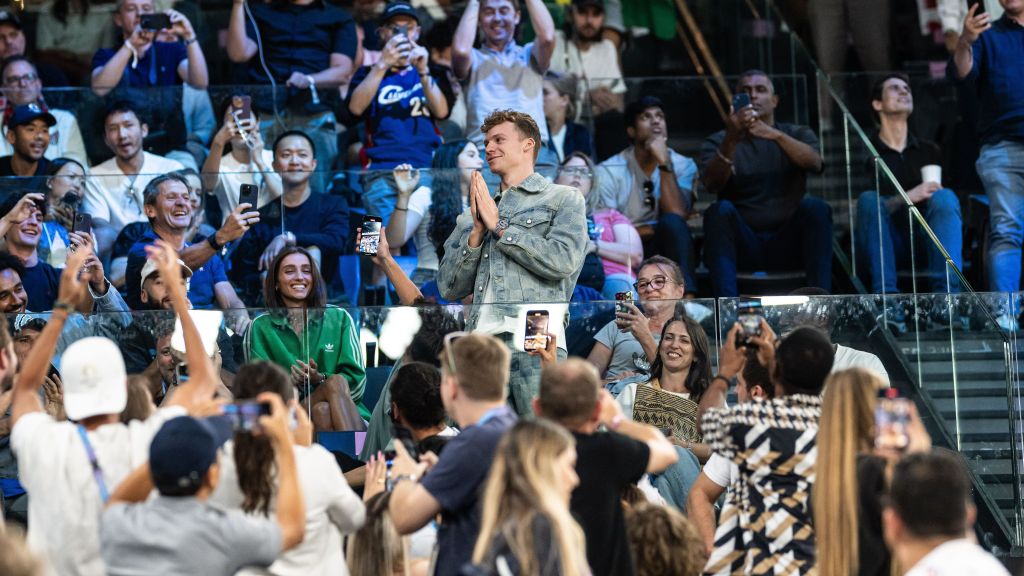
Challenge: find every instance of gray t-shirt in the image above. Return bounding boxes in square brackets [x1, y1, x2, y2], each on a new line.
[101, 496, 282, 576]
[594, 320, 660, 379]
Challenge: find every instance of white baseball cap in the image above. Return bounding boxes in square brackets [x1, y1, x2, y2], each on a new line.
[140, 258, 193, 285]
[60, 337, 127, 421]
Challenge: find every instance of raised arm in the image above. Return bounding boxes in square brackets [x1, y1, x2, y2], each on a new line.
[954, 3, 990, 79]
[106, 463, 155, 506]
[227, 0, 259, 62]
[169, 10, 209, 88]
[451, 0, 480, 79]
[360, 226, 424, 305]
[598, 390, 677, 473]
[525, 0, 555, 72]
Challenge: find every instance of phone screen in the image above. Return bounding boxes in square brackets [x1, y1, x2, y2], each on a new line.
[732, 92, 752, 111]
[223, 401, 272, 433]
[615, 291, 633, 314]
[737, 298, 763, 344]
[875, 394, 910, 451]
[360, 216, 382, 256]
[524, 310, 550, 352]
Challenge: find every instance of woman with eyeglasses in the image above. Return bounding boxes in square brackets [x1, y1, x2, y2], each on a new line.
[542, 72, 593, 162]
[587, 256, 687, 386]
[37, 157, 86, 268]
[555, 151, 643, 299]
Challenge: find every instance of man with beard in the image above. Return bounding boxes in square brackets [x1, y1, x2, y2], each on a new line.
[0, 104, 55, 178]
[230, 131, 350, 303]
[83, 101, 184, 259]
[0, 57, 87, 165]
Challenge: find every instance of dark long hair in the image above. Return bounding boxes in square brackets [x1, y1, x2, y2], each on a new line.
[427, 140, 471, 262]
[648, 314, 712, 402]
[233, 361, 295, 516]
[262, 246, 327, 310]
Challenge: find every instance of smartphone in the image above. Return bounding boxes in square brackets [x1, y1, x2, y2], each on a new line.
[586, 218, 602, 241]
[875, 390, 911, 451]
[615, 291, 633, 314]
[139, 13, 171, 31]
[72, 211, 92, 235]
[732, 92, 752, 111]
[223, 400, 272, 433]
[394, 23, 410, 39]
[392, 423, 419, 460]
[524, 309, 550, 352]
[230, 95, 252, 122]
[660, 427, 673, 437]
[737, 297, 763, 346]
[359, 215, 382, 256]
[175, 362, 189, 385]
[969, 0, 986, 14]
[61, 192, 82, 210]
[238, 184, 258, 210]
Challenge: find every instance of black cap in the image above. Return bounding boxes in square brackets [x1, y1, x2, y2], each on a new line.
[0, 9, 22, 30]
[149, 416, 233, 496]
[572, 0, 605, 10]
[625, 96, 664, 128]
[381, 2, 419, 25]
[7, 103, 57, 130]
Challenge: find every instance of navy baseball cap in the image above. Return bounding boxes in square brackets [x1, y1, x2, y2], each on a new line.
[150, 415, 233, 496]
[7, 103, 57, 130]
[381, 2, 419, 25]
[0, 9, 22, 30]
[572, 0, 605, 10]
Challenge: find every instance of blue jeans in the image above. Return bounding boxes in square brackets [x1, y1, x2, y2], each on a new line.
[977, 141, 1024, 293]
[855, 189, 963, 294]
[704, 197, 833, 297]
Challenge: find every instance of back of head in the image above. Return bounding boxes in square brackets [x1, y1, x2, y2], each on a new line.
[348, 492, 403, 576]
[390, 361, 444, 430]
[625, 503, 706, 576]
[890, 449, 971, 539]
[775, 326, 834, 396]
[442, 333, 509, 402]
[741, 349, 773, 399]
[60, 337, 128, 421]
[150, 415, 232, 497]
[232, 362, 294, 515]
[538, 358, 600, 428]
[406, 307, 461, 366]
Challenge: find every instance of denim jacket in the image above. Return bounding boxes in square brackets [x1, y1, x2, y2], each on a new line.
[437, 172, 588, 328]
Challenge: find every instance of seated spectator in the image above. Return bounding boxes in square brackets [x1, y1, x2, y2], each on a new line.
[227, 0, 359, 193]
[625, 502, 707, 576]
[385, 139, 481, 286]
[101, 402, 305, 575]
[123, 175, 250, 329]
[543, 71, 594, 163]
[535, 358, 677, 576]
[389, 361, 458, 455]
[0, 9, 68, 87]
[201, 97, 282, 226]
[83, 101, 184, 259]
[0, 104, 54, 178]
[557, 151, 642, 299]
[469, 419, 588, 574]
[387, 333, 517, 575]
[34, 0, 119, 84]
[210, 361, 365, 574]
[9, 242, 219, 575]
[37, 158, 85, 269]
[0, 57, 87, 165]
[246, 246, 368, 428]
[90, 0, 207, 95]
[883, 450, 1010, 576]
[702, 326, 834, 574]
[587, 256, 685, 383]
[230, 131, 350, 303]
[173, 168, 216, 244]
[550, 0, 627, 160]
[816, 368, 931, 576]
[856, 74, 963, 295]
[597, 96, 698, 290]
[700, 70, 829, 297]
[452, 0, 559, 173]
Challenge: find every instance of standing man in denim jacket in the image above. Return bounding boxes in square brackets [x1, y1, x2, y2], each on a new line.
[438, 109, 587, 414]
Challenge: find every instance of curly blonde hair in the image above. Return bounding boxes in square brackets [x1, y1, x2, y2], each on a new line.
[626, 503, 706, 576]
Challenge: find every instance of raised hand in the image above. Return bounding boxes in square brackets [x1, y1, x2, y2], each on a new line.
[393, 164, 421, 196]
[961, 2, 992, 44]
[57, 246, 90, 310]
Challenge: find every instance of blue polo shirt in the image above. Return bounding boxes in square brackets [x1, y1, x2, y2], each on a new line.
[125, 229, 228, 311]
[92, 42, 187, 87]
[948, 15, 1024, 144]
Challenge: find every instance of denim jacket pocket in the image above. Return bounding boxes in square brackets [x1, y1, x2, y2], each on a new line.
[508, 207, 556, 229]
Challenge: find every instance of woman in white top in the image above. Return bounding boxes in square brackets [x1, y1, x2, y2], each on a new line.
[201, 97, 282, 225]
[210, 361, 365, 576]
[386, 139, 482, 286]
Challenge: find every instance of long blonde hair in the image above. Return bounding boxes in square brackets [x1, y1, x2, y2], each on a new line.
[814, 368, 884, 576]
[472, 420, 587, 576]
[347, 492, 404, 576]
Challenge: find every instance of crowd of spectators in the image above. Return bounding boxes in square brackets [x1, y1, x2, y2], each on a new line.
[0, 0, 1021, 575]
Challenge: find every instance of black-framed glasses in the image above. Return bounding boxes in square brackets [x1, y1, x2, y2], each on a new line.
[4, 72, 37, 86]
[559, 166, 593, 178]
[443, 331, 469, 376]
[642, 180, 655, 208]
[633, 275, 675, 292]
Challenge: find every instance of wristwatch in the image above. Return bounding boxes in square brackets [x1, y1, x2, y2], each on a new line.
[493, 217, 509, 236]
[658, 163, 674, 173]
[207, 234, 223, 251]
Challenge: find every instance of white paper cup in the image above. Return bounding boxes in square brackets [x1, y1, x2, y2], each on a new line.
[921, 165, 942, 186]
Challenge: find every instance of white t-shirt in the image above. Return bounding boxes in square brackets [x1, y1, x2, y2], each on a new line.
[702, 452, 737, 488]
[83, 152, 184, 231]
[209, 442, 366, 576]
[905, 539, 1009, 576]
[214, 150, 282, 225]
[833, 344, 890, 386]
[10, 407, 186, 576]
[550, 32, 626, 123]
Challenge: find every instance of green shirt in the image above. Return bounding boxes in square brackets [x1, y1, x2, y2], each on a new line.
[246, 306, 369, 420]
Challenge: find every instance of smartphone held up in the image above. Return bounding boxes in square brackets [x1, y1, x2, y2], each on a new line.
[359, 215, 383, 256]
[524, 310, 550, 352]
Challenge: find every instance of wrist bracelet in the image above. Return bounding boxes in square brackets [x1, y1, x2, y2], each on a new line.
[393, 473, 419, 485]
[184, 36, 197, 45]
[394, 206, 408, 211]
[53, 300, 74, 314]
[716, 150, 733, 165]
[207, 234, 223, 251]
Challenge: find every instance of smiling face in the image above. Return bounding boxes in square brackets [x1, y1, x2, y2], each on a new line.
[145, 179, 192, 234]
[457, 142, 484, 184]
[5, 204, 42, 250]
[273, 134, 317, 187]
[0, 268, 27, 314]
[626, 106, 666, 143]
[3, 60, 41, 106]
[276, 252, 314, 307]
[659, 319, 695, 373]
[479, 0, 520, 49]
[104, 110, 148, 162]
[141, 272, 186, 310]
[874, 77, 913, 118]
[156, 333, 176, 384]
[7, 118, 50, 163]
[484, 121, 533, 175]
[635, 263, 685, 303]
[555, 155, 593, 197]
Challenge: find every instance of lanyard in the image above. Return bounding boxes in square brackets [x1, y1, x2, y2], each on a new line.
[476, 407, 505, 428]
[76, 425, 110, 503]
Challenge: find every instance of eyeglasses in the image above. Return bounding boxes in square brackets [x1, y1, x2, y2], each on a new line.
[4, 72, 37, 86]
[443, 331, 469, 376]
[559, 166, 592, 178]
[633, 275, 675, 292]
[642, 180, 655, 208]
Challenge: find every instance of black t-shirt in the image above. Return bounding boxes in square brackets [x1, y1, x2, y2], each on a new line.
[571, 431, 650, 576]
[699, 123, 821, 232]
[23, 260, 60, 312]
[868, 132, 942, 198]
[0, 155, 50, 177]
